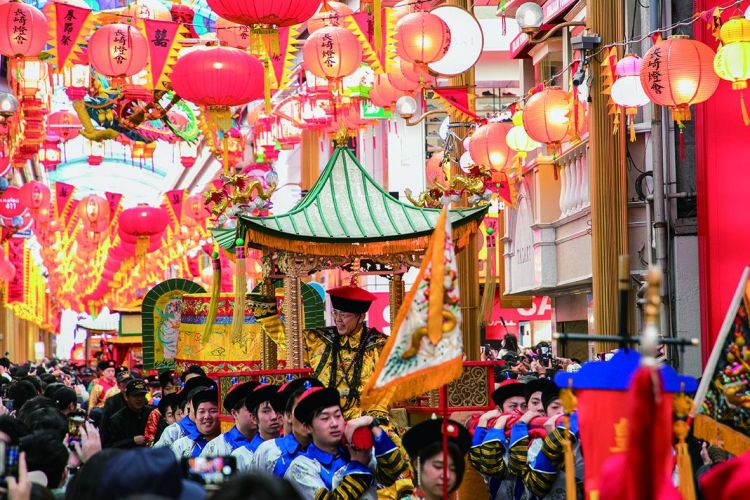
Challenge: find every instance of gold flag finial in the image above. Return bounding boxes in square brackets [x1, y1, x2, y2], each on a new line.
[641, 266, 662, 362]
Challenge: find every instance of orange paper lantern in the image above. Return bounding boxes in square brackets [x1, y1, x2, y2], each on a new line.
[395, 11, 451, 66]
[469, 122, 513, 172]
[369, 73, 403, 110]
[522, 87, 572, 150]
[303, 26, 362, 82]
[639, 36, 719, 123]
[78, 194, 110, 232]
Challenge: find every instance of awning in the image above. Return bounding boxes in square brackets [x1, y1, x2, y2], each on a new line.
[105, 336, 143, 345]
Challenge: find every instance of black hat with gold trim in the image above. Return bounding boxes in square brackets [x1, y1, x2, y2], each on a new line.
[402, 418, 471, 459]
[293, 387, 341, 424]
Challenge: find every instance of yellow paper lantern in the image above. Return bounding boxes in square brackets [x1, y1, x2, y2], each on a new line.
[714, 17, 750, 124]
[505, 111, 540, 177]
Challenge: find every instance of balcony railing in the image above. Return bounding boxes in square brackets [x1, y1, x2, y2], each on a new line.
[557, 140, 590, 219]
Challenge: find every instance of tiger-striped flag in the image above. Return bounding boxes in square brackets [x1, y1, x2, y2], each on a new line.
[361, 205, 463, 408]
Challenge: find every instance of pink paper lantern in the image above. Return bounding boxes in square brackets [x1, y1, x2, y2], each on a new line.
[0, 2, 49, 57]
[88, 24, 148, 78]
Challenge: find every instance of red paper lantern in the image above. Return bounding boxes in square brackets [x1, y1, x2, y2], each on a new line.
[88, 24, 149, 78]
[170, 46, 265, 107]
[0, 2, 49, 58]
[395, 12, 451, 66]
[78, 194, 110, 232]
[119, 205, 169, 240]
[0, 186, 24, 218]
[303, 26, 362, 82]
[307, 2, 353, 33]
[469, 122, 513, 172]
[522, 87, 572, 150]
[205, 0, 321, 27]
[19, 181, 50, 212]
[48, 110, 82, 142]
[639, 36, 719, 123]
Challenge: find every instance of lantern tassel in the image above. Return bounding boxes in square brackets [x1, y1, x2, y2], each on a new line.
[256, 26, 280, 58]
[230, 240, 247, 346]
[629, 116, 636, 142]
[677, 122, 685, 161]
[135, 236, 149, 265]
[264, 58, 272, 116]
[740, 90, 750, 126]
[202, 252, 222, 344]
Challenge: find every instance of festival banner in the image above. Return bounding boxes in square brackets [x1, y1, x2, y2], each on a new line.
[104, 192, 123, 225]
[431, 87, 480, 123]
[164, 189, 184, 227]
[362, 206, 463, 408]
[346, 9, 396, 74]
[6, 238, 25, 304]
[54, 182, 76, 220]
[142, 19, 190, 91]
[44, 2, 93, 70]
[693, 267, 750, 456]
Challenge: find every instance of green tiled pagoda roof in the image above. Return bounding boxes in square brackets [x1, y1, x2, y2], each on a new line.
[236, 147, 487, 247]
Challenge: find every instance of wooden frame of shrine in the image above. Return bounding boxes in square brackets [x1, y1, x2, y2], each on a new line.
[218, 146, 488, 372]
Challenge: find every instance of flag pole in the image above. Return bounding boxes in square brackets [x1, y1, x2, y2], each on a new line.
[440, 384, 449, 499]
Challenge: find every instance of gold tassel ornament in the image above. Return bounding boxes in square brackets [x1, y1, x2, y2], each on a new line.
[560, 385, 578, 500]
[230, 238, 247, 345]
[674, 391, 697, 500]
[201, 251, 222, 344]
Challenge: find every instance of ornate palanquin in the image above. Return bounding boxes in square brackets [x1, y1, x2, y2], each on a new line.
[217, 146, 488, 373]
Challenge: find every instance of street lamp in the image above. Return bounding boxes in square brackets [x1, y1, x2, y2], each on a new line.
[0, 92, 19, 121]
[395, 95, 448, 126]
[395, 95, 418, 120]
[514, 2, 587, 45]
[515, 2, 544, 34]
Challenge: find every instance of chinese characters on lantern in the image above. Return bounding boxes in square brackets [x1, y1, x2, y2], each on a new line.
[646, 47, 663, 95]
[113, 28, 129, 64]
[12, 7, 28, 46]
[321, 33, 336, 68]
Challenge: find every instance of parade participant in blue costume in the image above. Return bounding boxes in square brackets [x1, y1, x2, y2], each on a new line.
[154, 375, 216, 448]
[470, 378, 529, 500]
[284, 386, 407, 499]
[401, 418, 472, 500]
[250, 377, 325, 476]
[231, 383, 281, 469]
[200, 380, 260, 457]
[171, 388, 221, 458]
